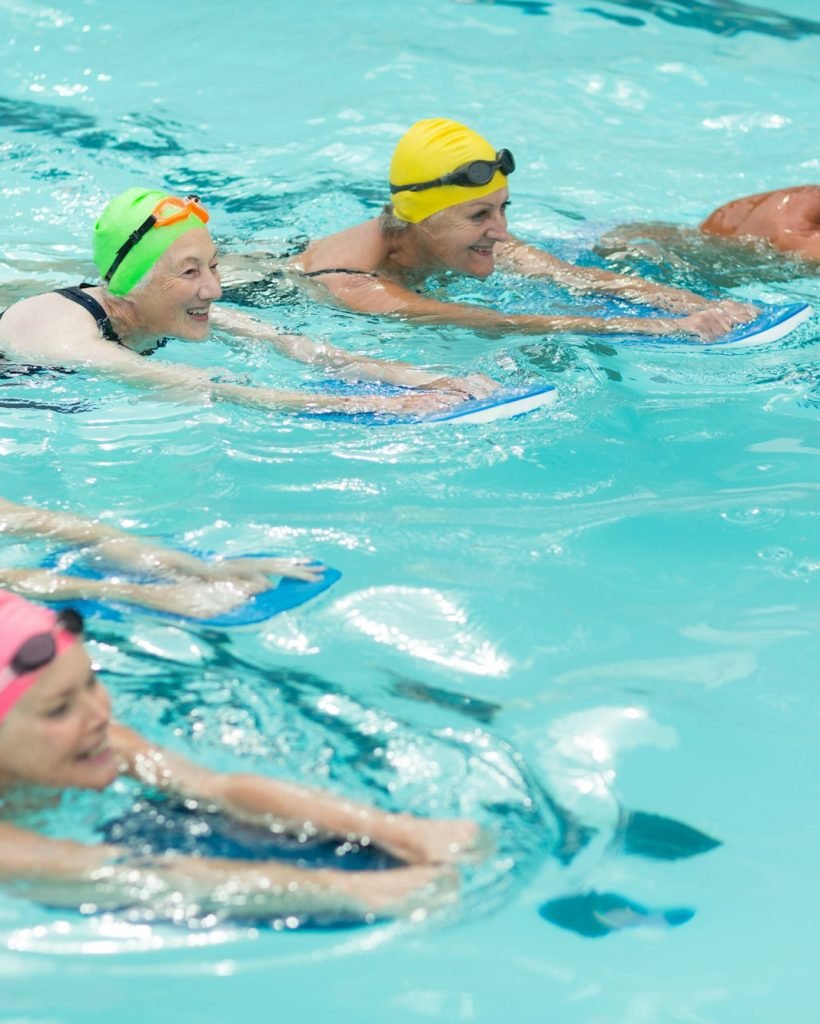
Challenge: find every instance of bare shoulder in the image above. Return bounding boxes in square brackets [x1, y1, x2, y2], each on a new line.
[0, 290, 101, 361]
[701, 186, 820, 240]
[297, 218, 386, 273]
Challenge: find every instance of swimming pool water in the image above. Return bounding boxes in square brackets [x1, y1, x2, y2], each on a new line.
[0, 1, 818, 1022]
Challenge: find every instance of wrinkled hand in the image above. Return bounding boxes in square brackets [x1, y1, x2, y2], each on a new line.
[710, 299, 759, 324]
[426, 373, 501, 400]
[383, 391, 465, 417]
[667, 305, 754, 342]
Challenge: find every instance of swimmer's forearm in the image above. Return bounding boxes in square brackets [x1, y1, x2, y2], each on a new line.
[569, 269, 710, 313]
[404, 301, 676, 337]
[0, 568, 212, 615]
[0, 498, 125, 546]
[309, 340, 454, 389]
[497, 237, 710, 313]
[4, 848, 423, 921]
[201, 773, 407, 844]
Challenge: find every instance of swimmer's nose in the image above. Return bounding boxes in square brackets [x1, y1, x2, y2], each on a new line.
[200, 265, 222, 301]
[486, 209, 510, 242]
[84, 681, 111, 730]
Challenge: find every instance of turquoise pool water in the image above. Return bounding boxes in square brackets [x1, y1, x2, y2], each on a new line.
[1, 1, 819, 1021]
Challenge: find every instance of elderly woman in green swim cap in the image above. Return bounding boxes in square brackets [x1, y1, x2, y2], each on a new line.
[226, 118, 756, 342]
[0, 187, 495, 414]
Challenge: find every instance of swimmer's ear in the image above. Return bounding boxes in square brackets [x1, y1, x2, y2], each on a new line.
[618, 809, 722, 861]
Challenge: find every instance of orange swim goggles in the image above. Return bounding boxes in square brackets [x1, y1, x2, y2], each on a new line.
[103, 194, 210, 284]
[152, 194, 210, 228]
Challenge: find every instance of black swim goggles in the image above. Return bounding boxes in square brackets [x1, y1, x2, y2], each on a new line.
[103, 193, 209, 284]
[2, 608, 84, 683]
[390, 149, 515, 194]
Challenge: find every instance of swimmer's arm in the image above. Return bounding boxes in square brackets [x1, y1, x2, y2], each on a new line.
[0, 499, 316, 585]
[0, 567, 216, 610]
[113, 723, 480, 866]
[0, 498, 213, 580]
[495, 237, 758, 320]
[307, 266, 743, 342]
[0, 821, 443, 920]
[211, 306, 499, 398]
[0, 323, 460, 416]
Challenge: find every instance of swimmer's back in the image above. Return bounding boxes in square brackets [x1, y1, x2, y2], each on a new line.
[700, 185, 820, 260]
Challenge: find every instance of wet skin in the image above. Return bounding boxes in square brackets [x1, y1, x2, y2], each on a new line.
[0, 642, 118, 793]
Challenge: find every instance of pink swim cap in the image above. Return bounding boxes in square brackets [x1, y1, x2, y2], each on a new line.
[0, 591, 80, 721]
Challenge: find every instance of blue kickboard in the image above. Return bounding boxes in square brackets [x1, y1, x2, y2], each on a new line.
[607, 301, 812, 349]
[41, 552, 341, 627]
[303, 382, 558, 425]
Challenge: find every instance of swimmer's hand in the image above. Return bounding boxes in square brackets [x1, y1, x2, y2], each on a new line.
[320, 864, 459, 920]
[709, 299, 759, 323]
[425, 373, 502, 400]
[650, 306, 752, 342]
[303, 391, 465, 418]
[371, 816, 494, 866]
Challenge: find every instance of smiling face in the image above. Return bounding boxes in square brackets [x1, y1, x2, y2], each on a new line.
[133, 227, 222, 341]
[0, 641, 118, 793]
[413, 187, 510, 278]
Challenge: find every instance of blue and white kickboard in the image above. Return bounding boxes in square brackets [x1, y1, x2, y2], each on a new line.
[43, 552, 341, 627]
[608, 301, 812, 349]
[423, 383, 557, 423]
[306, 382, 557, 425]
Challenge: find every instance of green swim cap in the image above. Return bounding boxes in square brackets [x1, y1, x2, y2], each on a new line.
[92, 187, 210, 295]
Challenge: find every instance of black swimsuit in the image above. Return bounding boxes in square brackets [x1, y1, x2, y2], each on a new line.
[53, 284, 123, 342]
[301, 268, 381, 279]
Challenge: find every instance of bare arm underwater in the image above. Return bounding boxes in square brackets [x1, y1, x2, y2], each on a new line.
[299, 263, 749, 342]
[0, 722, 478, 920]
[0, 295, 465, 416]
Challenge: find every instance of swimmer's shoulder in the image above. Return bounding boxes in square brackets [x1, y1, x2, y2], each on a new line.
[701, 186, 820, 238]
[0, 289, 107, 359]
[294, 218, 386, 274]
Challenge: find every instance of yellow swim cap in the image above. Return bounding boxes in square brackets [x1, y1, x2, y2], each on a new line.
[389, 118, 511, 224]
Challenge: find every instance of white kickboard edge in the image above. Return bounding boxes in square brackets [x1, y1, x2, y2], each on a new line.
[423, 385, 558, 424]
[612, 302, 813, 350]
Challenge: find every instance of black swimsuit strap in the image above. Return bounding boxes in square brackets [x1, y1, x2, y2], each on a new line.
[55, 285, 122, 343]
[301, 268, 380, 279]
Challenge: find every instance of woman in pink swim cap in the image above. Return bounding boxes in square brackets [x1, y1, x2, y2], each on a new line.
[0, 590, 482, 923]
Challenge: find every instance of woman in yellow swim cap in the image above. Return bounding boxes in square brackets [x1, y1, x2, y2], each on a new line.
[262, 118, 755, 342]
[0, 186, 490, 415]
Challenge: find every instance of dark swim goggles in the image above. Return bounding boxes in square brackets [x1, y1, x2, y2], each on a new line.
[390, 149, 515, 194]
[2, 609, 84, 682]
[103, 194, 210, 284]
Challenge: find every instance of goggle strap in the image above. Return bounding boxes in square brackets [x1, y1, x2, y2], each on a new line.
[103, 214, 156, 283]
[102, 195, 207, 284]
[390, 150, 514, 196]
